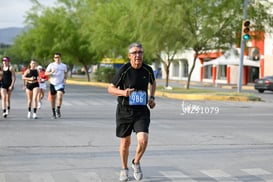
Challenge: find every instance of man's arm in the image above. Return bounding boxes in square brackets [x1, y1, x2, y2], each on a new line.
[45, 64, 55, 76]
[45, 68, 52, 76]
[108, 83, 134, 97]
[148, 80, 156, 109]
[63, 71, 67, 83]
[149, 80, 156, 98]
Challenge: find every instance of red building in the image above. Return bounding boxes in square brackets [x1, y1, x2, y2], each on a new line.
[199, 31, 264, 85]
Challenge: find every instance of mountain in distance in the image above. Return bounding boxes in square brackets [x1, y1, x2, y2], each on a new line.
[0, 27, 25, 45]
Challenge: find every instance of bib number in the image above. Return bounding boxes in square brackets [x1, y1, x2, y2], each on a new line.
[129, 91, 146, 106]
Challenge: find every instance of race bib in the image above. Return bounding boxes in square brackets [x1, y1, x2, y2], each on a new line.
[129, 91, 147, 106]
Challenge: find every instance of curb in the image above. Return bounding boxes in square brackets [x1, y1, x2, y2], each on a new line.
[67, 80, 109, 88]
[66, 80, 259, 102]
[156, 92, 252, 101]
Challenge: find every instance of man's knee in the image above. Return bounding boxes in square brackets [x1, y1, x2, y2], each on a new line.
[137, 132, 148, 145]
[120, 137, 131, 149]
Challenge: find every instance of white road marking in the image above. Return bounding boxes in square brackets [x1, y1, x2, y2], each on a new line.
[200, 169, 231, 178]
[241, 168, 271, 175]
[160, 171, 197, 181]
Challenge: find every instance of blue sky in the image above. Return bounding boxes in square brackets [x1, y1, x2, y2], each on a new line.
[0, 0, 56, 28]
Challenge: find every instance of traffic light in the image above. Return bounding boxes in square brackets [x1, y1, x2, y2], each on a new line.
[242, 20, 250, 41]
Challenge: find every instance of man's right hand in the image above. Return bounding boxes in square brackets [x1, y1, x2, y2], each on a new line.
[124, 88, 135, 97]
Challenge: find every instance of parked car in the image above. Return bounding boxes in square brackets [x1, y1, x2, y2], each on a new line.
[254, 76, 273, 93]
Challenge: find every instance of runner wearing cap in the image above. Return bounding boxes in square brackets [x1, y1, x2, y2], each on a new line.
[1, 56, 16, 118]
[37, 65, 48, 109]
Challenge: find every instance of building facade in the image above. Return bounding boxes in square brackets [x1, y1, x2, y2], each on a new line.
[160, 30, 273, 85]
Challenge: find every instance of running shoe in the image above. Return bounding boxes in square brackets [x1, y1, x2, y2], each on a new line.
[51, 114, 57, 119]
[57, 110, 61, 118]
[119, 168, 129, 181]
[33, 113, 37, 119]
[27, 112, 31, 119]
[38, 102, 41, 109]
[132, 159, 143, 181]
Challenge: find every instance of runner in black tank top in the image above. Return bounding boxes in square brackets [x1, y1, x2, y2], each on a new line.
[1, 56, 16, 118]
[22, 60, 40, 119]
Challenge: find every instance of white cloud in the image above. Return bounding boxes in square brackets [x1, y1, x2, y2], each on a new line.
[0, 0, 56, 28]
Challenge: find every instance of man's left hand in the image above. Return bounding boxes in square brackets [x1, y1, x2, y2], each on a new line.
[148, 99, 156, 109]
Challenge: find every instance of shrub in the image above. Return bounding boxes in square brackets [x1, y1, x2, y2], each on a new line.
[94, 67, 116, 82]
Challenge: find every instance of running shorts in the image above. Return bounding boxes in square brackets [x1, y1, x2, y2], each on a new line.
[116, 104, 150, 138]
[26, 82, 39, 91]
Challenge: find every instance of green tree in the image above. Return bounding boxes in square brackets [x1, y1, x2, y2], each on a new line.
[85, 0, 136, 59]
[8, 0, 273, 87]
[136, 0, 187, 88]
[87, 0, 273, 88]
[87, 0, 186, 87]
[11, 0, 99, 81]
[177, 0, 273, 89]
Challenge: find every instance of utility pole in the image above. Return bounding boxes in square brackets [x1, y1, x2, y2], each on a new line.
[237, 0, 249, 93]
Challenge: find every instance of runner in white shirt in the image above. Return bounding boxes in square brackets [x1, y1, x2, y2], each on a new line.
[45, 53, 67, 119]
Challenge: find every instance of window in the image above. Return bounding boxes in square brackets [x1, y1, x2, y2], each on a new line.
[217, 65, 227, 80]
[182, 61, 189, 77]
[204, 65, 212, 79]
[172, 62, 179, 77]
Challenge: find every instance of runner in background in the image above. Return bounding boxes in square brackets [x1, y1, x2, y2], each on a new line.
[37, 65, 48, 109]
[1, 56, 16, 118]
[45, 52, 67, 119]
[22, 60, 40, 119]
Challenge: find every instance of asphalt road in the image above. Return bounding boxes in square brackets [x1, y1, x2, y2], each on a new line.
[0, 77, 273, 182]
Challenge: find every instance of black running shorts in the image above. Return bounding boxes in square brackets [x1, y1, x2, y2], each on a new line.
[26, 82, 39, 91]
[116, 104, 150, 138]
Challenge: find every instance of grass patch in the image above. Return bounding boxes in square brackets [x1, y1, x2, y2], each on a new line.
[157, 86, 260, 101]
[157, 86, 213, 93]
[68, 76, 91, 82]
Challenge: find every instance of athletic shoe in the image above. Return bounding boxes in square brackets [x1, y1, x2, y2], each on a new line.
[38, 102, 41, 109]
[27, 112, 31, 119]
[57, 110, 61, 118]
[119, 168, 129, 181]
[33, 113, 37, 119]
[132, 159, 143, 181]
[3, 113, 7, 118]
[51, 114, 57, 119]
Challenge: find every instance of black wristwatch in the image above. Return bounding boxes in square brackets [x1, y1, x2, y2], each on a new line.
[150, 96, 155, 100]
